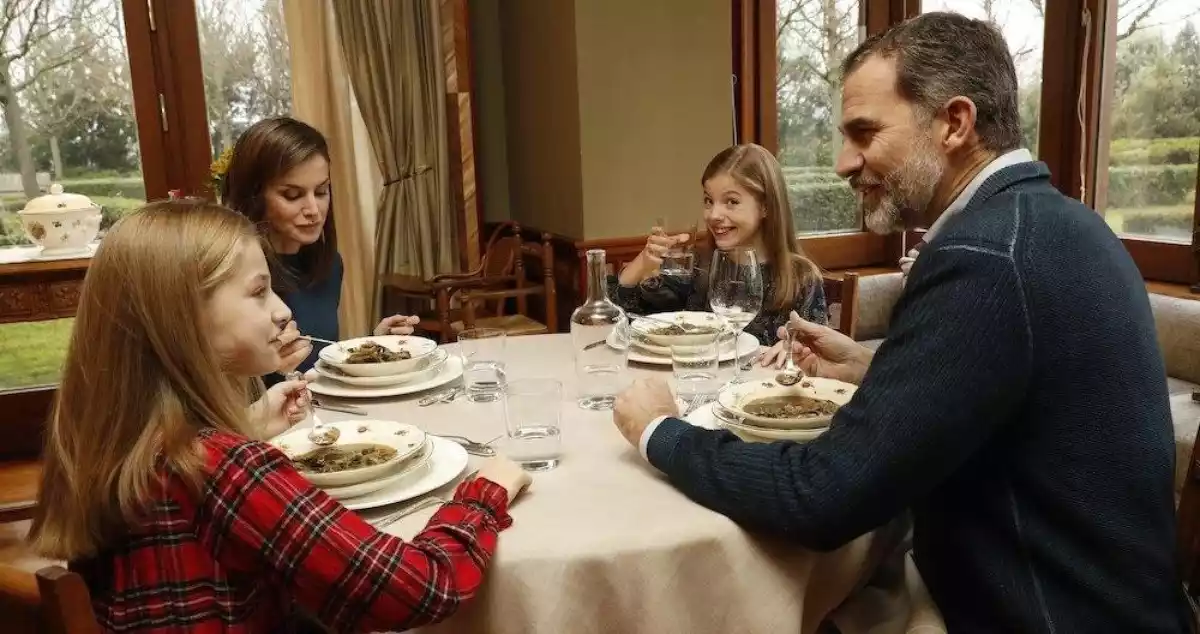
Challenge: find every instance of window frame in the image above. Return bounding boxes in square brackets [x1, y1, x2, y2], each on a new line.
[996, 0, 1197, 286]
[747, 0, 1200, 286]
[735, 0, 916, 269]
[0, 0, 212, 433]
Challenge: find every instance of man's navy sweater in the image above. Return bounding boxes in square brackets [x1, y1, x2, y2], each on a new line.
[646, 162, 1189, 632]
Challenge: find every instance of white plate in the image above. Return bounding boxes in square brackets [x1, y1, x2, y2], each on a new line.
[308, 355, 464, 399]
[323, 438, 435, 500]
[631, 311, 728, 346]
[684, 403, 828, 443]
[609, 330, 759, 366]
[314, 349, 449, 388]
[271, 420, 428, 488]
[717, 376, 855, 430]
[341, 436, 470, 511]
[318, 335, 439, 377]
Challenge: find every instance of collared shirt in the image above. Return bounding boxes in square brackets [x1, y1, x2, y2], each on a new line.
[900, 149, 1034, 280]
[73, 429, 512, 633]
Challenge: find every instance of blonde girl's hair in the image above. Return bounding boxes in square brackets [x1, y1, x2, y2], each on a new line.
[699, 143, 822, 312]
[28, 200, 262, 561]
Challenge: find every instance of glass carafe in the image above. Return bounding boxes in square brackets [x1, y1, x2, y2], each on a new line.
[570, 249, 628, 410]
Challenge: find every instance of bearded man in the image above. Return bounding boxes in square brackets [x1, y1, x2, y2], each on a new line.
[609, 12, 1189, 632]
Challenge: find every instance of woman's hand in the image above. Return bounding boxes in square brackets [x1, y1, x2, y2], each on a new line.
[374, 314, 420, 336]
[251, 378, 310, 439]
[475, 457, 533, 504]
[275, 320, 313, 374]
[616, 226, 690, 287]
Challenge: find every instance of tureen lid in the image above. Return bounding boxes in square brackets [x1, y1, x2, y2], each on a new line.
[20, 183, 98, 214]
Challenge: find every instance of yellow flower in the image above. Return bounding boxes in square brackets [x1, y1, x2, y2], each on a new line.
[210, 146, 234, 179]
[209, 146, 235, 193]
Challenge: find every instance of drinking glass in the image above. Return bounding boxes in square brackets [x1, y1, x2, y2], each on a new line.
[671, 333, 722, 399]
[709, 247, 763, 384]
[457, 328, 507, 402]
[655, 216, 696, 280]
[503, 379, 563, 471]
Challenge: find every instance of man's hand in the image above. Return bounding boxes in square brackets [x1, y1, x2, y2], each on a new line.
[775, 311, 874, 385]
[612, 378, 680, 448]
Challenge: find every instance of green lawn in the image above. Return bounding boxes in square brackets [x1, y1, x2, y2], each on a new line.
[0, 318, 74, 390]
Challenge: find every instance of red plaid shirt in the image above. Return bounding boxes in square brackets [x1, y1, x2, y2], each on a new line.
[71, 430, 512, 633]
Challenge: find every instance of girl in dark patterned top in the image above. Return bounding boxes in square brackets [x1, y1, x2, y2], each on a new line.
[609, 144, 828, 356]
[28, 200, 531, 634]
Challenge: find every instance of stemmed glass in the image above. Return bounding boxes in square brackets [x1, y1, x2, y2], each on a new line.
[709, 247, 763, 384]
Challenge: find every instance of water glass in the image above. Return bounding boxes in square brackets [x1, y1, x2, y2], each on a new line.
[503, 379, 563, 471]
[670, 334, 722, 399]
[458, 328, 507, 403]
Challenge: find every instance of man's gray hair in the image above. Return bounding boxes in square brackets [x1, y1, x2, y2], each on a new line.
[842, 12, 1023, 153]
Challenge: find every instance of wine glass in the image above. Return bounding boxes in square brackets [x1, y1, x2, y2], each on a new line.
[709, 247, 763, 384]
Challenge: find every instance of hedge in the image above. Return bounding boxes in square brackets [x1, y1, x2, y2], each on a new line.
[1122, 211, 1195, 237]
[1108, 138, 1199, 166]
[61, 178, 146, 201]
[787, 181, 858, 232]
[1106, 164, 1197, 208]
[783, 162, 1197, 232]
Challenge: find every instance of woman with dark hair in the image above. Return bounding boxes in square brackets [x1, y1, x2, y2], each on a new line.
[222, 116, 417, 376]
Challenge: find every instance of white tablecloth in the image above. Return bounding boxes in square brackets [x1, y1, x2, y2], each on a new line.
[324, 334, 911, 634]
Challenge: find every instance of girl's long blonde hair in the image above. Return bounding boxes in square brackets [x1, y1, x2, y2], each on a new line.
[29, 200, 261, 561]
[700, 144, 822, 311]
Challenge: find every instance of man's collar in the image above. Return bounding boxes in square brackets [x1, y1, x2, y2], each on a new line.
[923, 148, 1034, 242]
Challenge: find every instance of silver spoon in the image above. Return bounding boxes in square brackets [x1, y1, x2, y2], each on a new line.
[775, 328, 804, 386]
[287, 371, 340, 446]
[300, 335, 346, 351]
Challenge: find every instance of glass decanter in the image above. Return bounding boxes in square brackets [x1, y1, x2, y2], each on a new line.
[570, 249, 629, 410]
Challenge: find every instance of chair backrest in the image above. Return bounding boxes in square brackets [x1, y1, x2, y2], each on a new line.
[0, 564, 100, 634]
[573, 237, 645, 296]
[822, 272, 859, 338]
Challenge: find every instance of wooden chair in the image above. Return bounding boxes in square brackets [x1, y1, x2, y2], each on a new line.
[1175, 418, 1200, 629]
[0, 563, 100, 634]
[380, 222, 526, 342]
[0, 461, 41, 524]
[822, 272, 859, 339]
[458, 233, 558, 336]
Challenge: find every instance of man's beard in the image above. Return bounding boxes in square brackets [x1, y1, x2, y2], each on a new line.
[857, 139, 945, 235]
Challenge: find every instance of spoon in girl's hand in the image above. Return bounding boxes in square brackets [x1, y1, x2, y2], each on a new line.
[286, 371, 340, 446]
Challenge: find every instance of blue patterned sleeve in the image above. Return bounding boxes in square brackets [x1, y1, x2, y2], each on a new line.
[797, 277, 829, 326]
[606, 274, 695, 315]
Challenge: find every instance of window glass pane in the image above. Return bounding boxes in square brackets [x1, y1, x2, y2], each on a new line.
[776, 0, 863, 234]
[1097, 2, 1199, 242]
[0, 0, 146, 392]
[196, 0, 292, 166]
[922, 1, 1045, 155]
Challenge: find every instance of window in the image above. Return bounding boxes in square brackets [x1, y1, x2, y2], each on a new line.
[1094, 2, 1199, 244]
[0, 0, 147, 392]
[736, 0, 914, 269]
[196, 0, 292, 164]
[775, 0, 864, 234]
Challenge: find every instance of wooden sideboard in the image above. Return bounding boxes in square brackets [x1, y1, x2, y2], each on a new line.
[0, 257, 89, 325]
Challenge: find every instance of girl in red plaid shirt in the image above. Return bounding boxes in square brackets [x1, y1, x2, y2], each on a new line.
[28, 200, 530, 633]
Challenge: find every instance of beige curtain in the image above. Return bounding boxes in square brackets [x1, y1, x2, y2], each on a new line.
[282, 0, 382, 338]
[331, 0, 456, 320]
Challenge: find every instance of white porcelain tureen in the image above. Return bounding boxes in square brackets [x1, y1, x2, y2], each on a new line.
[17, 183, 102, 256]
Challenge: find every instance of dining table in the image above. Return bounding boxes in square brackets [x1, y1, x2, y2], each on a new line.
[315, 333, 916, 634]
